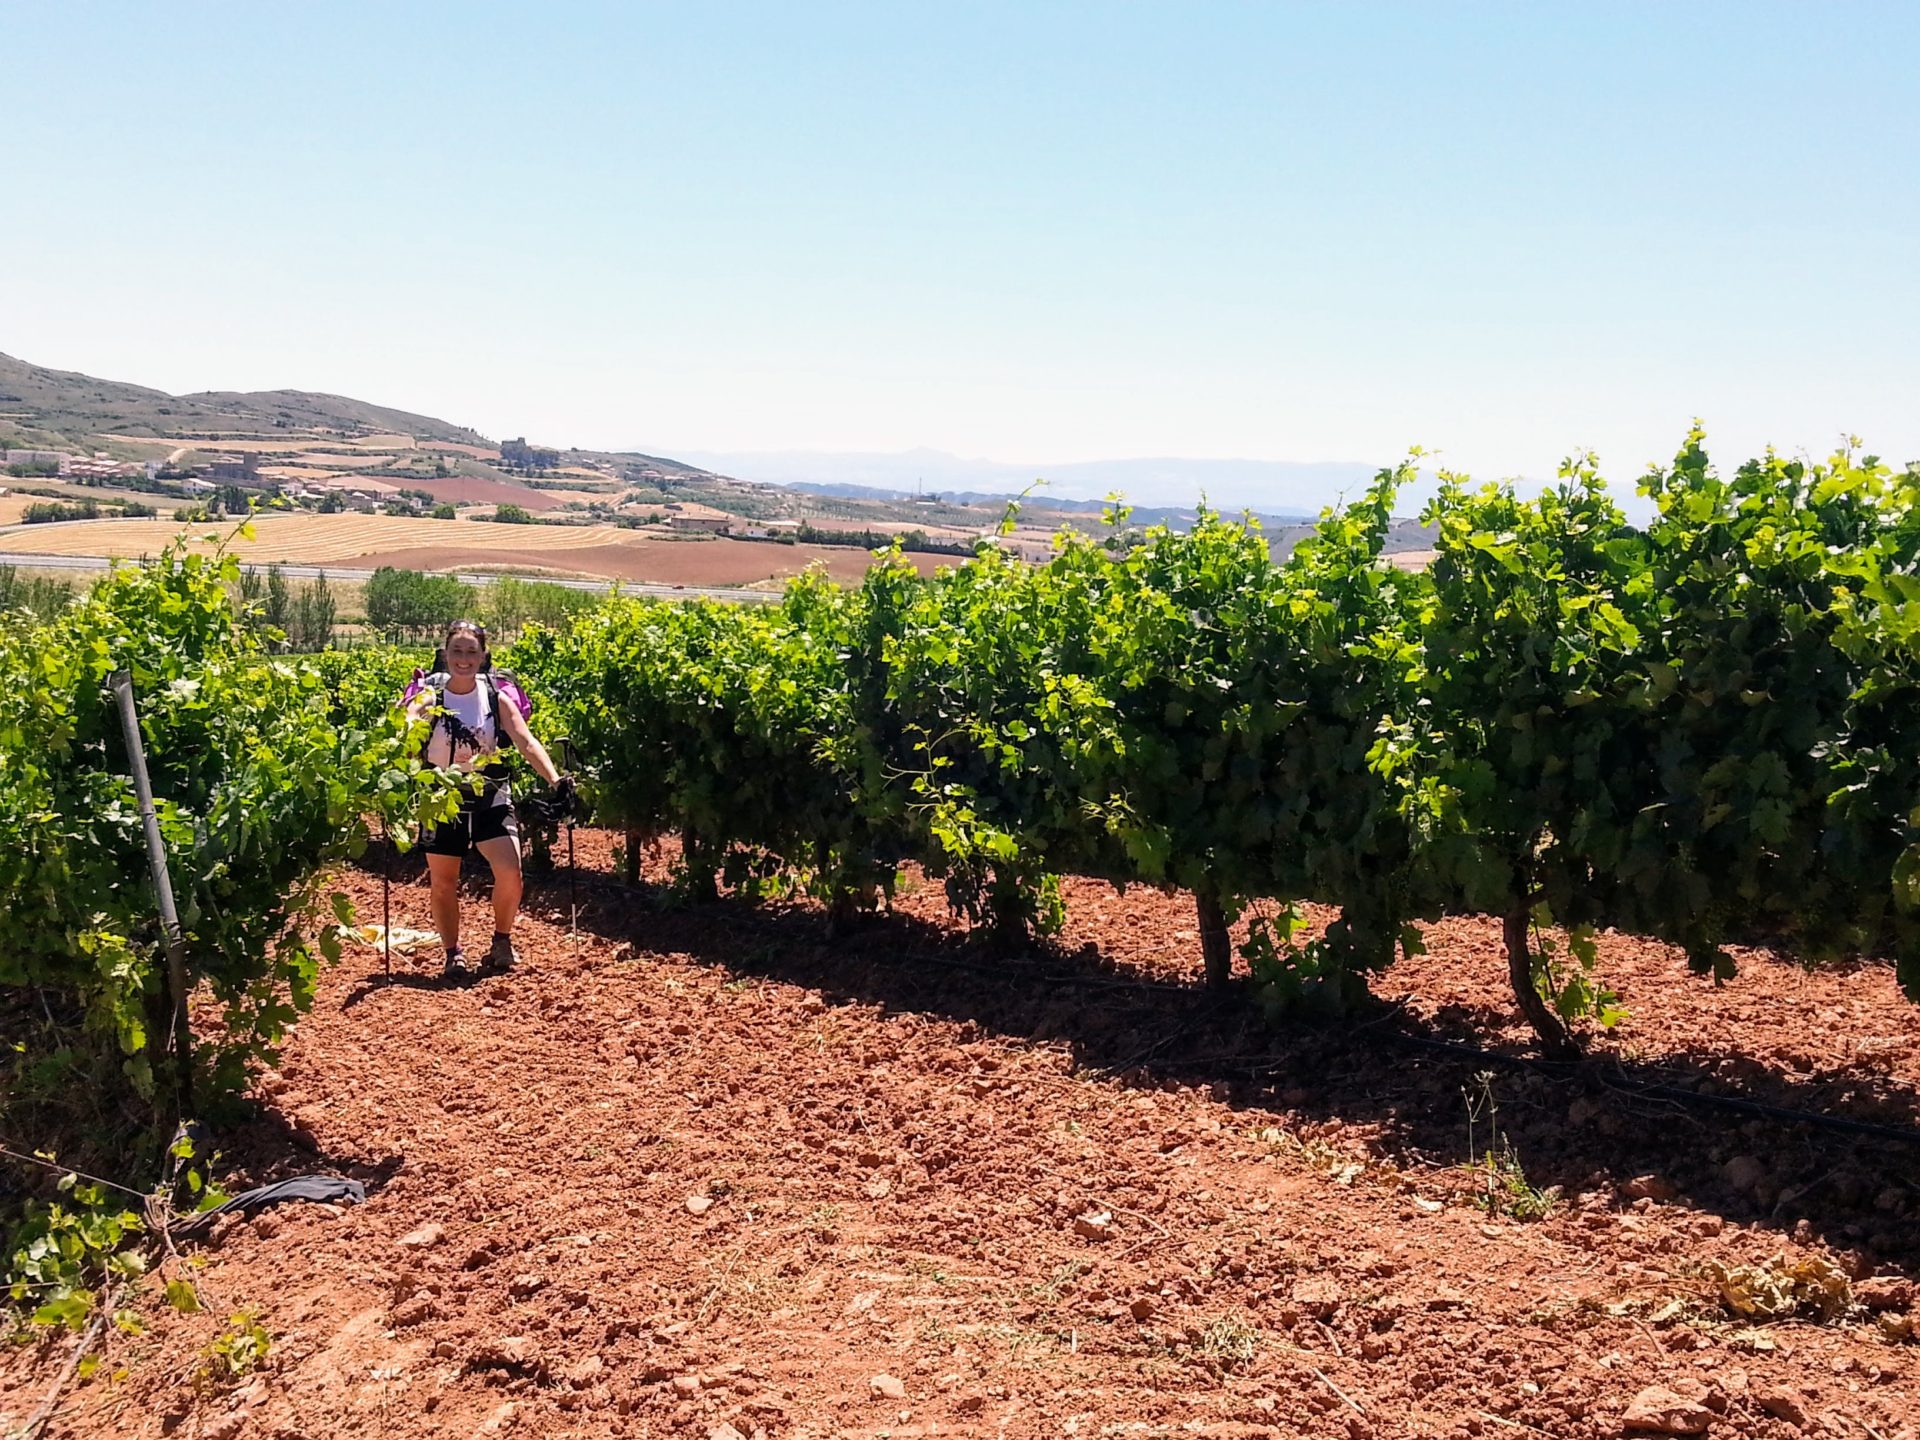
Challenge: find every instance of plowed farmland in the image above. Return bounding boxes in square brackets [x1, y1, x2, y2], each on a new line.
[5, 833, 1915, 1440]
[0, 515, 946, 585]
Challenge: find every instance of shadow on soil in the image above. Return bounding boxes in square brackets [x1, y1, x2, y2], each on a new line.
[356, 848, 1920, 1277]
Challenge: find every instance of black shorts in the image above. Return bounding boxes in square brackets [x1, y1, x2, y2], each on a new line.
[424, 795, 520, 858]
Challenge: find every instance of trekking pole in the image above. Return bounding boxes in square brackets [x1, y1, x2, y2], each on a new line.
[380, 818, 392, 982]
[560, 737, 579, 954]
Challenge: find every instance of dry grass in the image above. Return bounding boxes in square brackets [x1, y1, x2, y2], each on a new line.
[0, 514, 633, 564]
[286, 451, 395, 469]
[0, 485, 173, 526]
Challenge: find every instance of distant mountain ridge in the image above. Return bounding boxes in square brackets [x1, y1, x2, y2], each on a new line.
[671, 446, 1387, 514]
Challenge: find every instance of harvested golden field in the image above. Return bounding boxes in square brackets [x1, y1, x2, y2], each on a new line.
[344, 537, 945, 586]
[95, 434, 422, 455]
[95, 435, 310, 453]
[255, 466, 369, 484]
[0, 513, 944, 585]
[407, 475, 566, 510]
[523, 487, 622, 507]
[0, 485, 170, 525]
[286, 450, 395, 469]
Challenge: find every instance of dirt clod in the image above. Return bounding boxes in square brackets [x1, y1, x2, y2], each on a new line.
[1622, 1174, 1678, 1202]
[870, 1374, 907, 1401]
[1292, 1277, 1342, 1318]
[391, 1294, 437, 1327]
[470, 1336, 544, 1378]
[1856, 1275, 1913, 1311]
[1721, 1156, 1767, 1193]
[1752, 1387, 1810, 1428]
[396, 1222, 446, 1248]
[1621, 1384, 1714, 1434]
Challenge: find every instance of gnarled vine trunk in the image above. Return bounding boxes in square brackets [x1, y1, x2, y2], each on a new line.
[1503, 897, 1580, 1062]
[1196, 888, 1232, 990]
[817, 838, 859, 938]
[680, 826, 720, 904]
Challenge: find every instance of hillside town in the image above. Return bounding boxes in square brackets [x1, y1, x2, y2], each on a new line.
[0, 398, 1067, 559]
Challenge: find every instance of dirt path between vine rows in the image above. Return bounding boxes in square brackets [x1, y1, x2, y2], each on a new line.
[6, 830, 1919, 1439]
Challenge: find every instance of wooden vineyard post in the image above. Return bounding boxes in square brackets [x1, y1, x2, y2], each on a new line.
[110, 671, 196, 1117]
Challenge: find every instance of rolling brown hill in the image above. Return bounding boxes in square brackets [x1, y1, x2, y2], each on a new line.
[0, 351, 491, 447]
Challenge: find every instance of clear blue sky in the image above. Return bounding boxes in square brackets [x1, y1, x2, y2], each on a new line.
[4, 1, 1915, 495]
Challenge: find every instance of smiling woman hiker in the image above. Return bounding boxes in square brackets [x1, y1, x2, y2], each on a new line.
[403, 619, 575, 980]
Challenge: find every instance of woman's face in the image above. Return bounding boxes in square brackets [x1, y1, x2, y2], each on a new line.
[445, 631, 486, 679]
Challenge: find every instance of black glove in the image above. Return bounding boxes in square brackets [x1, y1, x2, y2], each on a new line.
[546, 773, 577, 821]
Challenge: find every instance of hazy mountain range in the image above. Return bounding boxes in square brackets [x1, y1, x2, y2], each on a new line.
[667, 447, 1386, 514]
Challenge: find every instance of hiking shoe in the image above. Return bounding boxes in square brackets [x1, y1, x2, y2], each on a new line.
[443, 947, 469, 981]
[484, 932, 517, 973]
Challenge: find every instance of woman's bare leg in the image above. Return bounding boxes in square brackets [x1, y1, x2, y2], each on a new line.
[478, 833, 523, 937]
[427, 853, 464, 955]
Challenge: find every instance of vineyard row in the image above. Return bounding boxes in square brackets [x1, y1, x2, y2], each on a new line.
[332, 432, 1920, 1060]
[6, 432, 1919, 1133]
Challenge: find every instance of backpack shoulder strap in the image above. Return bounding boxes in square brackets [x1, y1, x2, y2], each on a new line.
[476, 672, 505, 732]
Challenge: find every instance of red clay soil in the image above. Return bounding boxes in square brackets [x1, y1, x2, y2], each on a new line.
[347, 539, 949, 587]
[6, 833, 1918, 1440]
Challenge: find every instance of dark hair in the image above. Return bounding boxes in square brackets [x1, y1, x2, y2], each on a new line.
[433, 618, 491, 673]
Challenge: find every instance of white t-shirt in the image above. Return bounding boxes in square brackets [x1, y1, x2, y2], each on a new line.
[425, 681, 502, 781]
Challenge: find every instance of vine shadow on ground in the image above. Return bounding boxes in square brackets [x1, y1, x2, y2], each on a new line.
[384, 845, 1920, 1280]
